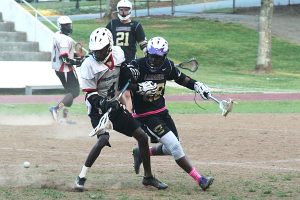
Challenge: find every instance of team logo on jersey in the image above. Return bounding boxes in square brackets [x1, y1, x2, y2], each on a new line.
[154, 124, 164, 135]
[144, 74, 164, 81]
[116, 27, 131, 32]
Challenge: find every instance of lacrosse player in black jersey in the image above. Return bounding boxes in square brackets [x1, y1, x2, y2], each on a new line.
[122, 36, 214, 191]
[106, 0, 147, 113]
[73, 28, 167, 191]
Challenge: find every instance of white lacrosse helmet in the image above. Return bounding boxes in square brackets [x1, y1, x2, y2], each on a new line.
[57, 16, 72, 35]
[117, 0, 132, 21]
[89, 27, 114, 63]
[146, 37, 169, 71]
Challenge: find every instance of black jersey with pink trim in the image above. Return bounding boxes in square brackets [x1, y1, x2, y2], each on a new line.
[130, 57, 182, 115]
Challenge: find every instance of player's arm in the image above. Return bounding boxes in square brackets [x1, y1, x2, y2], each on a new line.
[60, 52, 82, 67]
[135, 23, 147, 54]
[105, 21, 112, 31]
[171, 66, 211, 99]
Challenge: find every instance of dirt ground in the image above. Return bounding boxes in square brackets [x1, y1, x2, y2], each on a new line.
[199, 4, 300, 45]
[0, 113, 299, 199]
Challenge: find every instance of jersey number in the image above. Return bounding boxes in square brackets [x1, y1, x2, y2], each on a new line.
[116, 32, 129, 46]
[146, 83, 165, 102]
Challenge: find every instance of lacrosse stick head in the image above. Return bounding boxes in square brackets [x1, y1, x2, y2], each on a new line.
[175, 58, 199, 72]
[89, 111, 110, 137]
[75, 42, 84, 58]
[219, 99, 234, 117]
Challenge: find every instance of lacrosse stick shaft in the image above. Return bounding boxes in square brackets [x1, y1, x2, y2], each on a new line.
[208, 94, 220, 104]
[117, 81, 130, 99]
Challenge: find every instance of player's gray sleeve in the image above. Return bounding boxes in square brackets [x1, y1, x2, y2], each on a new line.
[81, 78, 97, 91]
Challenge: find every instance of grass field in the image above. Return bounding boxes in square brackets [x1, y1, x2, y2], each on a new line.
[1, 100, 300, 116]
[65, 17, 300, 94]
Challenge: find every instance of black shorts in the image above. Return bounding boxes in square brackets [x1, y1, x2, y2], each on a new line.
[89, 106, 140, 137]
[137, 110, 179, 143]
[55, 70, 80, 98]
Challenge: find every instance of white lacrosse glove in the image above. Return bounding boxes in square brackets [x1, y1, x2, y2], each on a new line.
[137, 81, 157, 98]
[194, 82, 211, 100]
[129, 67, 140, 81]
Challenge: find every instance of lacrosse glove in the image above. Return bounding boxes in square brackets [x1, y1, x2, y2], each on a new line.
[122, 65, 140, 82]
[99, 98, 120, 113]
[137, 81, 157, 99]
[194, 82, 211, 100]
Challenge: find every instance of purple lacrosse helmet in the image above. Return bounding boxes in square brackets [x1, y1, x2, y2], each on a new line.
[146, 37, 169, 71]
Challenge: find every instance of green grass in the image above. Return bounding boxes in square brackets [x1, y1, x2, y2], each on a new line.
[62, 17, 300, 93]
[1, 100, 300, 115]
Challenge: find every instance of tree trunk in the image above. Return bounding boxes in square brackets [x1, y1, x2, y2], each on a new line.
[103, 0, 119, 20]
[255, 0, 274, 73]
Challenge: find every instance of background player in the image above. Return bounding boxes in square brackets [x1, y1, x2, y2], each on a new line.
[74, 28, 167, 191]
[106, 0, 147, 112]
[123, 36, 214, 191]
[49, 16, 81, 123]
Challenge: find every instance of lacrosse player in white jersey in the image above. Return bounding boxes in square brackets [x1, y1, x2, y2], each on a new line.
[73, 27, 167, 192]
[49, 16, 82, 123]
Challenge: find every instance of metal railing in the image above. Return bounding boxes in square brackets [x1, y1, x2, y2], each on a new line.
[133, 0, 174, 17]
[19, 0, 88, 54]
[20, 0, 58, 30]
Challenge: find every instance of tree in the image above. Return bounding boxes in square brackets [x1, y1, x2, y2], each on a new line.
[255, 0, 274, 73]
[104, 0, 119, 20]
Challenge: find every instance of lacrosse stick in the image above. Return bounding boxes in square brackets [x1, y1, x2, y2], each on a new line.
[75, 42, 85, 58]
[89, 81, 131, 137]
[208, 94, 234, 117]
[175, 58, 199, 72]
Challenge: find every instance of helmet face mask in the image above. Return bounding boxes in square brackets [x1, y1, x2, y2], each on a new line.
[146, 37, 169, 72]
[117, 0, 132, 21]
[92, 44, 111, 62]
[147, 54, 166, 68]
[57, 16, 73, 36]
[89, 28, 113, 64]
[60, 23, 72, 35]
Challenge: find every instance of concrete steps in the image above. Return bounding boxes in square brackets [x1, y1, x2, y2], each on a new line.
[0, 12, 51, 61]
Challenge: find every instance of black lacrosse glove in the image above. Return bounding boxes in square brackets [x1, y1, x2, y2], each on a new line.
[99, 98, 120, 113]
[121, 64, 140, 82]
[74, 57, 84, 67]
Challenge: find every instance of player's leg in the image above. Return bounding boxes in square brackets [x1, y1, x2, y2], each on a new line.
[50, 71, 79, 121]
[159, 131, 214, 190]
[134, 113, 214, 190]
[75, 132, 111, 191]
[74, 112, 110, 191]
[61, 71, 80, 122]
[119, 90, 133, 113]
[111, 108, 168, 190]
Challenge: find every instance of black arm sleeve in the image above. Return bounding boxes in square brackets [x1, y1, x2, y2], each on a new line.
[60, 54, 79, 65]
[172, 67, 196, 90]
[87, 93, 104, 109]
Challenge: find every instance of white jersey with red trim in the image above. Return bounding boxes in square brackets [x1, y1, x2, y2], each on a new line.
[51, 31, 75, 72]
[80, 46, 125, 99]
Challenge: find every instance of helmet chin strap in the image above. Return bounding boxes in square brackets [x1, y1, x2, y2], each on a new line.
[118, 13, 131, 21]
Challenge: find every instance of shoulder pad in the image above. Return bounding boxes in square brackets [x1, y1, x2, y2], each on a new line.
[112, 46, 125, 66]
[80, 56, 108, 79]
